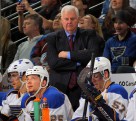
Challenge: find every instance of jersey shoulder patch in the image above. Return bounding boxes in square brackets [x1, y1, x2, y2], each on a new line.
[42, 86, 65, 109]
[107, 84, 128, 99]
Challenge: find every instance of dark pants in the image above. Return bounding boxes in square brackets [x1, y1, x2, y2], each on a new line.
[66, 86, 81, 111]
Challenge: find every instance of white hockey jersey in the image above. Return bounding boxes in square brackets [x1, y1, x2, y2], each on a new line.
[21, 86, 73, 121]
[0, 90, 24, 120]
[124, 87, 136, 121]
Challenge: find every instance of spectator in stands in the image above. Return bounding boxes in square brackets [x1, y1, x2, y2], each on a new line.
[103, 9, 136, 73]
[129, 0, 136, 9]
[99, 0, 110, 25]
[30, 13, 62, 67]
[102, 0, 130, 41]
[125, 7, 136, 33]
[99, 0, 136, 25]
[13, 14, 46, 61]
[87, 0, 103, 18]
[47, 5, 104, 111]
[79, 14, 104, 38]
[0, 59, 33, 121]
[16, 0, 61, 32]
[1, 0, 16, 17]
[0, 16, 17, 74]
[71, 0, 90, 18]
[71, 0, 103, 18]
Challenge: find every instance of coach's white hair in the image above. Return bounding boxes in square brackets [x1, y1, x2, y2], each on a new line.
[61, 5, 79, 18]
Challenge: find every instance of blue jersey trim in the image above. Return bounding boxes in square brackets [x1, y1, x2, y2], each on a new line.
[107, 84, 128, 99]
[129, 88, 136, 99]
[41, 86, 65, 109]
[21, 86, 65, 109]
[21, 93, 30, 108]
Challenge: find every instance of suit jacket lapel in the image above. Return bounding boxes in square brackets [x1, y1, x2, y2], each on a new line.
[74, 28, 82, 50]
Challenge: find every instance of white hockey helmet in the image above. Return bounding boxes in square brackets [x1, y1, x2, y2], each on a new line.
[87, 57, 111, 75]
[26, 66, 49, 87]
[8, 59, 34, 77]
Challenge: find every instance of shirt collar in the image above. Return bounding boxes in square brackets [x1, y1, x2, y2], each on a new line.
[65, 30, 77, 39]
[27, 35, 43, 42]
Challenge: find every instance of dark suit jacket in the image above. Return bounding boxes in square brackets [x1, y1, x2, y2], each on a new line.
[47, 28, 104, 93]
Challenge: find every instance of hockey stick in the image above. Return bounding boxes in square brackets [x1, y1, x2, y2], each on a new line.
[82, 53, 95, 121]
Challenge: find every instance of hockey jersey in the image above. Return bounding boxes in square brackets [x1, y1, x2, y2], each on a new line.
[124, 86, 136, 121]
[72, 83, 128, 121]
[21, 86, 73, 121]
[0, 89, 24, 120]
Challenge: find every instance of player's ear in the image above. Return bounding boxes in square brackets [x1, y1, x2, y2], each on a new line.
[104, 70, 109, 78]
[41, 79, 47, 87]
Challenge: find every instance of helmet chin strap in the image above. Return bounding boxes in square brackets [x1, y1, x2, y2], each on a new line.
[19, 76, 26, 90]
[19, 72, 26, 90]
[30, 76, 48, 97]
[100, 70, 111, 92]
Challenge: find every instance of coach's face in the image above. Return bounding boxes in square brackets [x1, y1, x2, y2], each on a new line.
[61, 10, 79, 34]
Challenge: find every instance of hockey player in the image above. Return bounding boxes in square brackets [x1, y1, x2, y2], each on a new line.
[21, 66, 73, 121]
[72, 57, 128, 121]
[124, 85, 136, 121]
[0, 59, 34, 121]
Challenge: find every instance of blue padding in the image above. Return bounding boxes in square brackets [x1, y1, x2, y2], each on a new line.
[0, 92, 7, 106]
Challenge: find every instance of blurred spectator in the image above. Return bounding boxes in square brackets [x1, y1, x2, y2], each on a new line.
[99, 0, 136, 25]
[129, 0, 136, 9]
[99, 0, 110, 24]
[1, 0, 16, 17]
[79, 14, 104, 38]
[30, 13, 62, 67]
[71, 0, 90, 17]
[125, 7, 136, 33]
[47, 5, 103, 111]
[16, 0, 61, 32]
[13, 14, 45, 61]
[100, 0, 110, 17]
[103, 9, 136, 73]
[1, 0, 13, 8]
[0, 17, 17, 74]
[102, 0, 130, 41]
[88, 0, 103, 18]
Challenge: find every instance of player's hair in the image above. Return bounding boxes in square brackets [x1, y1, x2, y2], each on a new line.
[24, 14, 44, 34]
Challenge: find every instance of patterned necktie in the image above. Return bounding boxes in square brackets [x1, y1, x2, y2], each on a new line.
[69, 35, 74, 50]
[68, 35, 77, 89]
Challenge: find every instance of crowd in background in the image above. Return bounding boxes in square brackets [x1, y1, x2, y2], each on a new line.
[0, 0, 136, 120]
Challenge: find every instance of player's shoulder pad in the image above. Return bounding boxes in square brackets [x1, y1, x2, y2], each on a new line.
[21, 93, 35, 108]
[129, 88, 136, 99]
[107, 83, 128, 99]
[42, 86, 65, 109]
[7, 89, 18, 97]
